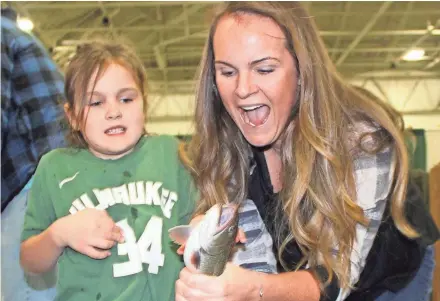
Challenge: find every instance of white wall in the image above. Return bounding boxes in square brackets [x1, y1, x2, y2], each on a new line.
[147, 120, 194, 136]
[425, 130, 440, 172]
[402, 115, 440, 171]
[350, 78, 440, 172]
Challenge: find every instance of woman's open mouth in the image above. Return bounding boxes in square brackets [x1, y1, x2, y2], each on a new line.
[240, 104, 270, 127]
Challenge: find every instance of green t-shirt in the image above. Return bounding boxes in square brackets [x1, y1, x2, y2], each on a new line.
[22, 135, 197, 301]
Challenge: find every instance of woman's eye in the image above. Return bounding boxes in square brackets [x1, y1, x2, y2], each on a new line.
[220, 70, 235, 77]
[257, 68, 275, 75]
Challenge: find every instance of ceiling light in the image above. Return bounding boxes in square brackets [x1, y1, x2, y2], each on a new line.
[17, 17, 34, 32]
[402, 49, 425, 61]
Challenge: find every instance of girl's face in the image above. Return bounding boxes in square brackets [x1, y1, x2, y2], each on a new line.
[81, 63, 145, 160]
[213, 14, 298, 149]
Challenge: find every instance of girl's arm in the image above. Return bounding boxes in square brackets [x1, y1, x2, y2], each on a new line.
[20, 218, 66, 274]
[20, 208, 124, 274]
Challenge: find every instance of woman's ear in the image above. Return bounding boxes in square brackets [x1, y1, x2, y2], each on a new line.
[64, 103, 79, 131]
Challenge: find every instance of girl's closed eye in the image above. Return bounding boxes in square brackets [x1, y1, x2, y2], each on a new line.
[120, 97, 133, 103]
[89, 99, 103, 107]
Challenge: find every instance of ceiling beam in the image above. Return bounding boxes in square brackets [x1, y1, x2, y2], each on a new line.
[331, 2, 351, 61]
[424, 54, 440, 70]
[98, 2, 119, 38]
[393, 19, 440, 65]
[20, 2, 440, 17]
[12, 2, 54, 48]
[336, 1, 392, 66]
[43, 27, 440, 37]
[385, 1, 414, 62]
[167, 4, 209, 26]
[23, 2, 217, 9]
[135, 46, 440, 57]
[154, 46, 167, 70]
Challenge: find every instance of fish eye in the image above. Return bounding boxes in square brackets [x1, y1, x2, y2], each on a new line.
[228, 226, 236, 233]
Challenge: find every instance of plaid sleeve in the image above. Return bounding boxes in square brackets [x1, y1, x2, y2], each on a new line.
[12, 35, 66, 158]
[1, 20, 67, 209]
[336, 146, 394, 300]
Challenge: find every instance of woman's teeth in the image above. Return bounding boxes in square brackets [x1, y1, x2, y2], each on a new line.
[241, 105, 264, 111]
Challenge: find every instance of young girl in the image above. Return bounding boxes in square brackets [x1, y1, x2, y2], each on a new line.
[20, 40, 197, 301]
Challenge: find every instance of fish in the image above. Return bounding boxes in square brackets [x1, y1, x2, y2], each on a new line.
[168, 203, 239, 276]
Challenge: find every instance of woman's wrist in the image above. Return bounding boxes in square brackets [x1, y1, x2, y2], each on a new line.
[250, 270, 267, 301]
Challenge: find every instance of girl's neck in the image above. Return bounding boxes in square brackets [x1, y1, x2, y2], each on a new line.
[263, 147, 282, 193]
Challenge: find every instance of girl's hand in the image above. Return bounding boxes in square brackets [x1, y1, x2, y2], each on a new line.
[175, 263, 261, 301]
[176, 214, 247, 255]
[53, 208, 124, 259]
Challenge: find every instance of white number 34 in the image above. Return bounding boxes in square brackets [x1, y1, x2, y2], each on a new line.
[113, 216, 165, 277]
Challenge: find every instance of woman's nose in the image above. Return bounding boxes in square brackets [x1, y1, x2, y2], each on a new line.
[235, 72, 258, 99]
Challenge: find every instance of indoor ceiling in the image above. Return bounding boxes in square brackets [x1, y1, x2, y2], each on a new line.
[5, 1, 440, 94]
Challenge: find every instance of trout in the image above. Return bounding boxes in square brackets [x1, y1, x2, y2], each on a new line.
[168, 203, 239, 276]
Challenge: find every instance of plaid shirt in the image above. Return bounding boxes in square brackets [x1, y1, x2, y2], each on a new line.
[248, 122, 396, 301]
[1, 13, 66, 210]
[336, 145, 394, 300]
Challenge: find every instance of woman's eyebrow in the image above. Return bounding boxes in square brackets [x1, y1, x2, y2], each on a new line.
[214, 60, 235, 69]
[214, 57, 280, 68]
[249, 56, 280, 66]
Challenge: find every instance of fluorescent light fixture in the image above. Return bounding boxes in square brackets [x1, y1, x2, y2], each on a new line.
[17, 17, 34, 32]
[402, 49, 425, 61]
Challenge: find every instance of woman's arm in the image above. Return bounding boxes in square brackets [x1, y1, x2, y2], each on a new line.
[176, 263, 320, 301]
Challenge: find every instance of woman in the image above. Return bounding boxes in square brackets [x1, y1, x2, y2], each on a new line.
[177, 2, 438, 301]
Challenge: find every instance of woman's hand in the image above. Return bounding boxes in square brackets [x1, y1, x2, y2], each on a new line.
[175, 263, 262, 301]
[53, 208, 124, 259]
[176, 214, 247, 255]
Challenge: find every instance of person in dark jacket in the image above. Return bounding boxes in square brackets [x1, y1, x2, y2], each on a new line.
[1, 7, 66, 301]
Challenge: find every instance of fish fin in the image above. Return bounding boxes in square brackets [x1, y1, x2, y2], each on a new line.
[168, 225, 192, 245]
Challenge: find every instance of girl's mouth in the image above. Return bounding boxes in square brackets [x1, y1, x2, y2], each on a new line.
[105, 126, 126, 135]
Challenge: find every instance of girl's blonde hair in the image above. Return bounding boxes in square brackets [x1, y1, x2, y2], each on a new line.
[64, 39, 148, 148]
[180, 1, 418, 291]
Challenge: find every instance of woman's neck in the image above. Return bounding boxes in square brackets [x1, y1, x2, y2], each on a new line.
[263, 147, 282, 193]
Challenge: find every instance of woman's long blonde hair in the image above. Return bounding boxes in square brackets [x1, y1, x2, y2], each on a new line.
[180, 1, 418, 290]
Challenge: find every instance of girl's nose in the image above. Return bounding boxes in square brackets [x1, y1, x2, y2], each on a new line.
[105, 103, 122, 120]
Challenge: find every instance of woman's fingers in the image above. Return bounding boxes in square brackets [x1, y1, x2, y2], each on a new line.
[235, 228, 246, 243]
[176, 269, 217, 301]
[189, 215, 204, 227]
[177, 243, 185, 255]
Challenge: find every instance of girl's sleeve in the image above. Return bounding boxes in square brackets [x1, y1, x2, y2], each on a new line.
[177, 163, 198, 225]
[336, 146, 395, 300]
[21, 154, 57, 242]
